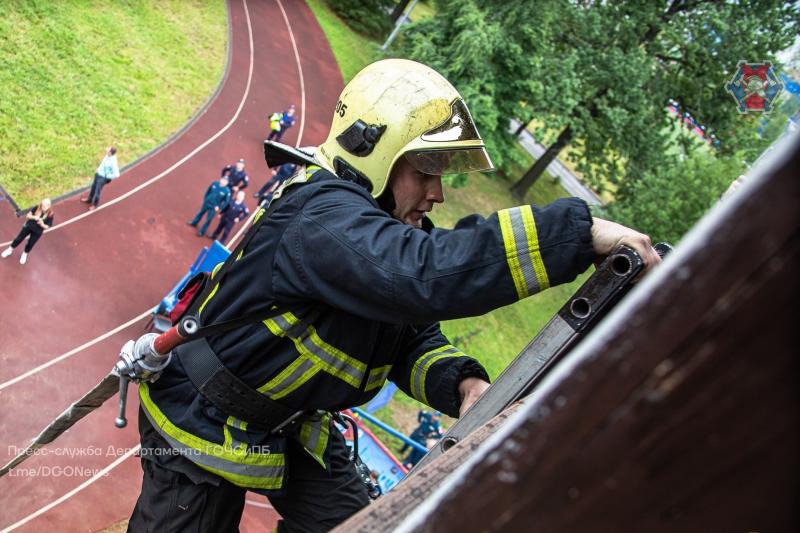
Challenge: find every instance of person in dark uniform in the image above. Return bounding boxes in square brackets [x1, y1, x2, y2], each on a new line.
[126, 59, 661, 532]
[210, 189, 250, 243]
[188, 175, 231, 237]
[226, 159, 249, 193]
[401, 410, 442, 454]
[255, 162, 297, 202]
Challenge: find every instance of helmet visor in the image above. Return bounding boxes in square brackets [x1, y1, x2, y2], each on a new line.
[421, 98, 481, 143]
[404, 147, 495, 176]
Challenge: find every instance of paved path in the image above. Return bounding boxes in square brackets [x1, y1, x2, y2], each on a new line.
[0, 1, 342, 531]
[510, 119, 603, 206]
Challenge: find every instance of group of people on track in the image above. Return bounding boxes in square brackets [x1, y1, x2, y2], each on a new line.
[1, 105, 297, 264]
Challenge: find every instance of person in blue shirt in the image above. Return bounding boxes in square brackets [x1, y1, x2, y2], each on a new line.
[267, 105, 297, 142]
[254, 162, 297, 202]
[80, 146, 120, 210]
[210, 190, 250, 243]
[188, 176, 231, 237]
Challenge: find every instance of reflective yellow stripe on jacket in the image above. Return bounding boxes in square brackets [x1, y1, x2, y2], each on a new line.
[366, 365, 392, 392]
[297, 413, 331, 468]
[498, 206, 550, 298]
[260, 312, 366, 396]
[139, 383, 285, 490]
[410, 345, 466, 405]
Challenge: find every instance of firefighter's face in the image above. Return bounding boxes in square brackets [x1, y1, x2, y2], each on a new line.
[389, 155, 444, 228]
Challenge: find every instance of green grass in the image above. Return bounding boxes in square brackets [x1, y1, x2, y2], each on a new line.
[305, 0, 382, 83]
[0, 0, 226, 207]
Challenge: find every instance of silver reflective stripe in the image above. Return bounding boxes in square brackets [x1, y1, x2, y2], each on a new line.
[304, 419, 323, 451]
[366, 365, 392, 391]
[229, 417, 247, 431]
[142, 408, 283, 479]
[270, 313, 307, 338]
[508, 207, 541, 295]
[298, 333, 364, 385]
[262, 357, 316, 396]
[411, 346, 461, 401]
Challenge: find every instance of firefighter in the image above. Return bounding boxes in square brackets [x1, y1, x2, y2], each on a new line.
[129, 59, 660, 532]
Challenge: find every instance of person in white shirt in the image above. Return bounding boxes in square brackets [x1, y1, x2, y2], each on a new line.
[81, 146, 120, 209]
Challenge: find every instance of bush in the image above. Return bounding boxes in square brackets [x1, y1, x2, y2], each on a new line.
[601, 151, 743, 245]
[328, 0, 394, 39]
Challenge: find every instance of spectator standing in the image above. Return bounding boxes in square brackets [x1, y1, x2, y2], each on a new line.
[210, 189, 250, 243]
[81, 146, 120, 209]
[188, 176, 231, 237]
[400, 410, 442, 456]
[267, 104, 296, 142]
[254, 162, 296, 202]
[404, 437, 440, 469]
[226, 159, 249, 193]
[2, 198, 54, 265]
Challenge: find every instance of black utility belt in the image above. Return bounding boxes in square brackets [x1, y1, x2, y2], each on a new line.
[175, 338, 306, 435]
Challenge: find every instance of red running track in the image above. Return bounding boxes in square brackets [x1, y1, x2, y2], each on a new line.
[0, 1, 342, 531]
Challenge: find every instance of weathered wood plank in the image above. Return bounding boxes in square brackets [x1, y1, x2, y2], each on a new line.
[338, 134, 799, 532]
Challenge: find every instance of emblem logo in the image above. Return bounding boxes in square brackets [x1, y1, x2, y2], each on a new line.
[725, 61, 784, 114]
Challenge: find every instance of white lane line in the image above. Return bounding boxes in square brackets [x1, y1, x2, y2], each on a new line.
[0, 0, 260, 390]
[0, 1, 287, 529]
[0, 0, 256, 247]
[0, 309, 151, 392]
[224, 0, 307, 251]
[276, 0, 306, 147]
[0, 445, 141, 533]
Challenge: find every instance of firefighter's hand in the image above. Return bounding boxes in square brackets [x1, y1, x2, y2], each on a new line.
[591, 217, 661, 273]
[458, 377, 490, 417]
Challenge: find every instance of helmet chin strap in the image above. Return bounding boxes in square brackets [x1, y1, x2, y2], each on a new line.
[376, 188, 396, 215]
[332, 157, 374, 194]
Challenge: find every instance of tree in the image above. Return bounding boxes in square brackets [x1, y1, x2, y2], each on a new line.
[398, 0, 564, 181]
[401, 0, 798, 199]
[511, 0, 800, 199]
[391, 0, 413, 22]
[329, 0, 394, 39]
[601, 150, 743, 245]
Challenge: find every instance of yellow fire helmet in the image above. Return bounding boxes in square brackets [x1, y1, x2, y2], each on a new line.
[317, 58, 495, 198]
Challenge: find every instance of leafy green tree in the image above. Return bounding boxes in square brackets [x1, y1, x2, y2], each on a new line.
[398, 0, 563, 181]
[601, 150, 743, 245]
[328, 0, 394, 39]
[399, 0, 798, 198]
[510, 0, 800, 199]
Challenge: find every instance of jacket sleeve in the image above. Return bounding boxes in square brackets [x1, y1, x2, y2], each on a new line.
[388, 323, 489, 418]
[273, 181, 595, 324]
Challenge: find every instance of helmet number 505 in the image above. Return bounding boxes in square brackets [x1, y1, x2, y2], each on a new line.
[335, 100, 347, 118]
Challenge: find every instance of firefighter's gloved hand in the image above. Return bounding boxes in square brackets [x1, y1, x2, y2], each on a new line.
[116, 334, 172, 383]
[591, 217, 661, 274]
